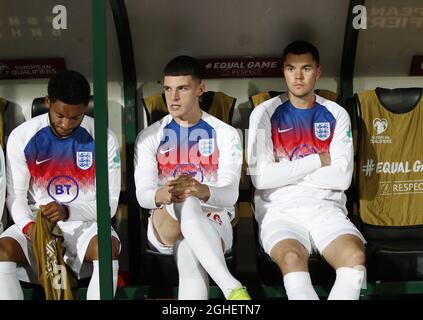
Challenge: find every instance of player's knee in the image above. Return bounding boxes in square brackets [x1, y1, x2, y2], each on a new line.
[85, 236, 120, 261]
[111, 238, 120, 260]
[0, 240, 15, 262]
[345, 249, 366, 267]
[272, 248, 306, 270]
[338, 245, 365, 267]
[85, 236, 99, 261]
[283, 250, 307, 268]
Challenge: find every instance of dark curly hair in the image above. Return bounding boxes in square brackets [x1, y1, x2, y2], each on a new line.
[48, 70, 90, 105]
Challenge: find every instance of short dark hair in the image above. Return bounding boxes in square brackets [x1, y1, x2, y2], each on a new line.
[282, 41, 320, 66]
[163, 55, 202, 80]
[48, 70, 90, 105]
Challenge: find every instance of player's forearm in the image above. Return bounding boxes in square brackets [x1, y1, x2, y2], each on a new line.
[66, 202, 97, 221]
[66, 195, 119, 221]
[206, 182, 239, 208]
[205, 170, 240, 207]
[134, 155, 160, 209]
[303, 158, 353, 190]
[251, 154, 322, 190]
[7, 196, 34, 231]
[136, 183, 160, 209]
[304, 121, 354, 190]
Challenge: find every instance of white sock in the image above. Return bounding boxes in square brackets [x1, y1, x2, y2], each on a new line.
[283, 271, 319, 300]
[0, 262, 23, 300]
[174, 197, 241, 298]
[86, 260, 119, 300]
[175, 239, 209, 300]
[328, 266, 365, 300]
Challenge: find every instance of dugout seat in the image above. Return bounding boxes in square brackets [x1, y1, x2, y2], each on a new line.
[354, 87, 423, 282]
[248, 90, 340, 289]
[139, 91, 239, 287]
[249, 89, 339, 108]
[31, 96, 94, 118]
[141, 90, 236, 125]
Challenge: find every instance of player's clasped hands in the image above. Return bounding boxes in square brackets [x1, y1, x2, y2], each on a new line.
[167, 173, 210, 203]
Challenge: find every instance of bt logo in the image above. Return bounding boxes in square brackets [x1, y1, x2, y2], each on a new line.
[47, 175, 79, 203]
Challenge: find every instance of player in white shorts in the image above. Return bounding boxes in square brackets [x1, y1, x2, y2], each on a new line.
[0, 147, 5, 234]
[247, 41, 366, 300]
[134, 56, 250, 300]
[0, 70, 121, 300]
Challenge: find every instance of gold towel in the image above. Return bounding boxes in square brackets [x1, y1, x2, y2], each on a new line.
[32, 210, 73, 300]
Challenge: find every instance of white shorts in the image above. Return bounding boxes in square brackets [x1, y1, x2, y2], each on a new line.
[0, 221, 120, 283]
[147, 203, 233, 255]
[259, 208, 366, 256]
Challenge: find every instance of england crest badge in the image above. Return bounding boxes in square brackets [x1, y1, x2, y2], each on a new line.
[314, 122, 331, 141]
[198, 138, 214, 157]
[76, 151, 93, 170]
